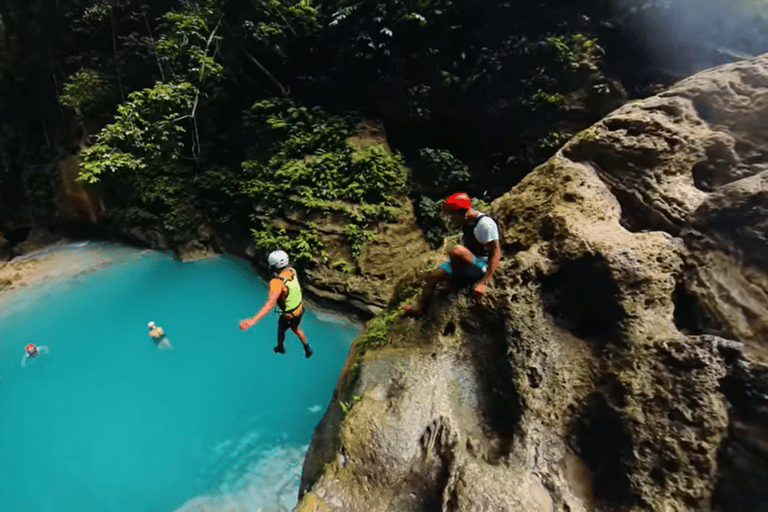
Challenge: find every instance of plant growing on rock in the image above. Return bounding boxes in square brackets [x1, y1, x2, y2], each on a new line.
[241, 99, 408, 264]
[250, 222, 322, 269]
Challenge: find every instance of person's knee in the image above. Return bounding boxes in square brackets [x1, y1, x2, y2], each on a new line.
[425, 268, 449, 285]
[448, 245, 473, 264]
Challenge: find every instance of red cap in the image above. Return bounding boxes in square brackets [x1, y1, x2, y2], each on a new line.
[441, 192, 471, 211]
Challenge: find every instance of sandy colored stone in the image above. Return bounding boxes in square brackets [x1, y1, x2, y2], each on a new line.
[0, 249, 113, 304]
[58, 154, 105, 223]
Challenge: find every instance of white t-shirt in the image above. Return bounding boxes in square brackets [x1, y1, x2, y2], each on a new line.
[473, 215, 499, 245]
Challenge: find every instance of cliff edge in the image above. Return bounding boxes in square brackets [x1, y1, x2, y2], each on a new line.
[296, 54, 768, 512]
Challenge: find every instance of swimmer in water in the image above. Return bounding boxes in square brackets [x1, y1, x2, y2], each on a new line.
[148, 321, 173, 350]
[21, 343, 49, 367]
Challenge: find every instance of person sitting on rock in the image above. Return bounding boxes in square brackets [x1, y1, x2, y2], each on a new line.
[239, 250, 313, 358]
[403, 192, 500, 317]
[148, 321, 173, 350]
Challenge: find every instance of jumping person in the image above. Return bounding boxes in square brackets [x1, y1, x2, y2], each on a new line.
[403, 192, 501, 317]
[239, 250, 313, 358]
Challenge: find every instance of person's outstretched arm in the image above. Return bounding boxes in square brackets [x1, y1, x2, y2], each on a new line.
[20, 354, 27, 367]
[37, 346, 49, 353]
[240, 287, 281, 330]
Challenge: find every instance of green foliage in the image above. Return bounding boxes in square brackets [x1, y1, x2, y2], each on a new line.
[21, 156, 59, 219]
[359, 202, 401, 222]
[573, 128, 598, 142]
[471, 197, 491, 212]
[245, 100, 352, 159]
[409, 148, 473, 247]
[344, 223, 377, 262]
[339, 394, 362, 416]
[155, 5, 224, 85]
[333, 259, 355, 274]
[544, 34, 602, 71]
[355, 284, 420, 356]
[412, 148, 471, 197]
[1, 0, 693, 258]
[195, 166, 242, 198]
[78, 80, 203, 233]
[536, 131, 569, 154]
[245, 0, 320, 52]
[242, 100, 408, 261]
[250, 222, 322, 268]
[416, 195, 448, 248]
[358, 308, 400, 352]
[59, 69, 107, 117]
[79, 81, 197, 184]
[345, 145, 407, 203]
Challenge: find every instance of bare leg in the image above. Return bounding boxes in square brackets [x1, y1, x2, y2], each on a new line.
[292, 326, 312, 358]
[446, 245, 477, 288]
[291, 325, 308, 346]
[446, 246, 474, 275]
[402, 267, 451, 317]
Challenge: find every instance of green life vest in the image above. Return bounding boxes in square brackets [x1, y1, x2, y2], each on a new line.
[277, 268, 303, 313]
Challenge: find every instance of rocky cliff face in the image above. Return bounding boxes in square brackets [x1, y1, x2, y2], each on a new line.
[58, 154, 104, 224]
[295, 55, 768, 511]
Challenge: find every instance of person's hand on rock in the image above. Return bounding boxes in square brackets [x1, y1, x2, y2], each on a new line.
[473, 282, 487, 297]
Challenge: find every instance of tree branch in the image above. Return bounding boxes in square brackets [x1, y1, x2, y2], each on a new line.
[143, 11, 166, 82]
[242, 49, 290, 97]
[189, 15, 224, 162]
[110, 7, 125, 101]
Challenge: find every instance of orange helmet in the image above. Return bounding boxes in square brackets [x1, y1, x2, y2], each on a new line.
[25, 343, 35, 352]
[441, 192, 472, 211]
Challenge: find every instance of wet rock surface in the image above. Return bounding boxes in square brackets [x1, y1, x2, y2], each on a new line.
[296, 54, 768, 511]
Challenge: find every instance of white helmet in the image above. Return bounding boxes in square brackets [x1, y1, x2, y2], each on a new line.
[267, 250, 289, 269]
[148, 321, 155, 328]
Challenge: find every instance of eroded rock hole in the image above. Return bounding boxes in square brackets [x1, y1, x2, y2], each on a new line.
[461, 312, 522, 462]
[541, 255, 624, 343]
[442, 322, 456, 336]
[5, 226, 31, 246]
[570, 394, 637, 506]
[608, 187, 680, 234]
[603, 118, 643, 136]
[692, 96, 717, 123]
[527, 367, 542, 388]
[712, 363, 768, 512]
[691, 161, 716, 191]
[692, 142, 737, 191]
[672, 281, 724, 336]
[413, 417, 453, 512]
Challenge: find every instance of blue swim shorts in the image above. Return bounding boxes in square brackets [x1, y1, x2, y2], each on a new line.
[439, 254, 487, 280]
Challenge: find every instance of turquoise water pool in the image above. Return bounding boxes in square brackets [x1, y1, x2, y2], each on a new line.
[0, 244, 359, 512]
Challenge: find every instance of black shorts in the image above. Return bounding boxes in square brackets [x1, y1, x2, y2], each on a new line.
[278, 309, 304, 331]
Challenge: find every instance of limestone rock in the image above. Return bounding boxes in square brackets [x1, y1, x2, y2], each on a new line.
[58, 155, 105, 223]
[12, 228, 61, 256]
[298, 54, 768, 511]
